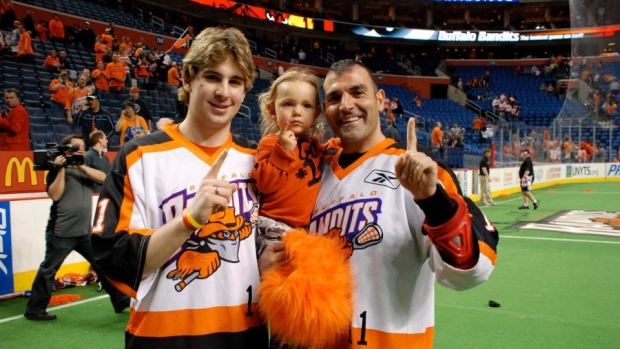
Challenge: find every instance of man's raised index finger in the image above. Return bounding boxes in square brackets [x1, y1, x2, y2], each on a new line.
[407, 118, 417, 152]
[206, 149, 228, 180]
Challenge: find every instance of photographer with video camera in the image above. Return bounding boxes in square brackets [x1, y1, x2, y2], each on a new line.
[24, 134, 129, 321]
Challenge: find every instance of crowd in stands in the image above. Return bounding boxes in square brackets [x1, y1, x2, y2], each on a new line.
[0, 4, 186, 150]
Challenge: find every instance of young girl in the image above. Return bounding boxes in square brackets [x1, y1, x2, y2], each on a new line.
[115, 101, 148, 146]
[251, 68, 324, 252]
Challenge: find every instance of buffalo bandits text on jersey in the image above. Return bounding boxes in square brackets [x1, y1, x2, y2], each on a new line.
[309, 138, 498, 349]
[91, 124, 268, 348]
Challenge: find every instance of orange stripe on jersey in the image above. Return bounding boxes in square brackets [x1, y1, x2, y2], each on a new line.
[127, 303, 262, 337]
[479, 241, 497, 266]
[334, 326, 434, 349]
[126, 228, 156, 236]
[437, 166, 459, 196]
[230, 141, 256, 156]
[331, 138, 396, 180]
[108, 278, 137, 299]
[163, 123, 232, 166]
[117, 173, 137, 233]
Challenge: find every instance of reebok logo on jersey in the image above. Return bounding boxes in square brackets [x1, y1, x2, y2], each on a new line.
[364, 170, 400, 189]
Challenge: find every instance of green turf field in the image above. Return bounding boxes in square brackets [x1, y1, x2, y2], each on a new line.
[1, 182, 619, 348]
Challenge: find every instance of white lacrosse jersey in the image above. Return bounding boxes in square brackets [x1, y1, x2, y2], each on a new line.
[309, 138, 498, 349]
[92, 124, 268, 348]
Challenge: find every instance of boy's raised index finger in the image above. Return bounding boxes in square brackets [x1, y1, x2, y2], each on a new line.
[407, 118, 417, 152]
[205, 149, 228, 180]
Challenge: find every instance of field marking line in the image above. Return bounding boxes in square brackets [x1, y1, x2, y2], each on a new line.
[501, 235, 620, 244]
[0, 295, 110, 324]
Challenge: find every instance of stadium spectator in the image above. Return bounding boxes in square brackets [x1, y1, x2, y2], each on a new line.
[115, 101, 148, 146]
[16, 24, 33, 64]
[65, 75, 94, 124]
[155, 51, 170, 89]
[77, 21, 96, 49]
[390, 97, 403, 119]
[133, 41, 144, 59]
[105, 21, 115, 37]
[134, 55, 151, 88]
[58, 50, 71, 71]
[120, 35, 133, 55]
[0, 88, 30, 151]
[48, 14, 65, 43]
[593, 145, 606, 163]
[0, 30, 4, 52]
[49, 71, 73, 113]
[100, 28, 114, 46]
[105, 53, 127, 93]
[297, 48, 306, 62]
[92, 61, 109, 92]
[491, 96, 500, 113]
[9, 20, 19, 54]
[167, 61, 180, 96]
[548, 141, 561, 163]
[36, 19, 48, 41]
[472, 115, 485, 134]
[73, 94, 115, 143]
[383, 119, 400, 142]
[414, 96, 422, 108]
[431, 121, 443, 154]
[0, 0, 16, 31]
[21, 10, 36, 37]
[94, 36, 107, 64]
[81, 68, 96, 91]
[126, 87, 152, 130]
[43, 49, 61, 71]
[449, 122, 462, 137]
[68, 23, 81, 47]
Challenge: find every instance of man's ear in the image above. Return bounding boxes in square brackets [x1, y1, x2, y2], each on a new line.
[182, 77, 192, 93]
[376, 89, 386, 113]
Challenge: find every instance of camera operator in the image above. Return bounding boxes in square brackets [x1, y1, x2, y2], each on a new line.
[24, 134, 129, 321]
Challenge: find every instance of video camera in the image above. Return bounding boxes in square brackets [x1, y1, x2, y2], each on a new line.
[33, 143, 85, 171]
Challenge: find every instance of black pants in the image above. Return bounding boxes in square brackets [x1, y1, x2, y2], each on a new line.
[25, 230, 129, 315]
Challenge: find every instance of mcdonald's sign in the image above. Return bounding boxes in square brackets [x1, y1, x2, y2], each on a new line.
[0, 152, 47, 194]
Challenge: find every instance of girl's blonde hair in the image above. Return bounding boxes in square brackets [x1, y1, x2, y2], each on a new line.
[178, 27, 255, 105]
[258, 67, 322, 138]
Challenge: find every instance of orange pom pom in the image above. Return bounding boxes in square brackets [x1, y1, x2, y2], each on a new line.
[49, 294, 83, 306]
[258, 229, 353, 348]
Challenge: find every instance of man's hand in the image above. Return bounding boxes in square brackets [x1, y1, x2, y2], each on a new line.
[277, 120, 296, 153]
[395, 118, 437, 200]
[187, 150, 238, 225]
[53, 155, 66, 169]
